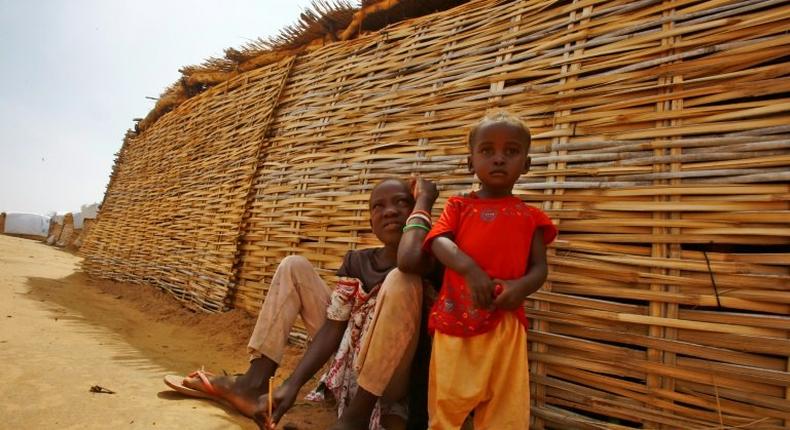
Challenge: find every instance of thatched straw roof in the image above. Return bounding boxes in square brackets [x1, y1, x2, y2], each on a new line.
[135, 0, 468, 133]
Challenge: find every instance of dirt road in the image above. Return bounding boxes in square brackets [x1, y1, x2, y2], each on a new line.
[0, 235, 333, 429]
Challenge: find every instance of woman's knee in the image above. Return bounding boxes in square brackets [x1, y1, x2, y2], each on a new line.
[279, 254, 311, 271]
[381, 269, 423, 301]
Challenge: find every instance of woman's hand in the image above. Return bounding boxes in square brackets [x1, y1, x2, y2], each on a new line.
[254, 381, 299, 429]
[410, 176, 438, 209]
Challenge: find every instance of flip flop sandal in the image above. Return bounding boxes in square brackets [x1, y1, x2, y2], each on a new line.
[163, 369, 221, 400]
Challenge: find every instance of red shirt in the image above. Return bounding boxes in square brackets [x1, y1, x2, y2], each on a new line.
[424, 194, 557, 337]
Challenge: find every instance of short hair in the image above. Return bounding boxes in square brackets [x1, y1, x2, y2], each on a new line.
[466, 110, 531, 150]
[369, 178, 414, 207]
[370, 177, 410, 195]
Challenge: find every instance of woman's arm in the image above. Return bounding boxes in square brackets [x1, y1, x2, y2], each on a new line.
[493, 228, 548, 310]
[397, 178, 438, 274]
[260, 318, 347, 425]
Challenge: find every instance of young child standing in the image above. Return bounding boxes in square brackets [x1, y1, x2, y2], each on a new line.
[423, 111, 557, 429]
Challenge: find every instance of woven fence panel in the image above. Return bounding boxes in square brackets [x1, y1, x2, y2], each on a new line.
[233, 1, 496, 313]
[73, 218, 96, 249]
[232, 0, 789, 428]
[498, 1, 790, 428]
[81, 59, 294, 312]
[80, 0, 789, 427]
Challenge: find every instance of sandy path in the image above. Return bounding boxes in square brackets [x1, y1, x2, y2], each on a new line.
[0, 235, 334, 429]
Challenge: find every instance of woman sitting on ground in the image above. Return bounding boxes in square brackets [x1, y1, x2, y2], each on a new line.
[166, 177, 440, 430]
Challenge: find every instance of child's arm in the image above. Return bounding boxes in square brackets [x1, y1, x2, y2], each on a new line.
[432, 235, 496, 309]
[398, 178, 438, 274]
[493, 227, 549, 310]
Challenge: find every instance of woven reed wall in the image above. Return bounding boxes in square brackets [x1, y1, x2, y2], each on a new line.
[81, 59, 294, 311]
[73, 218, 96, 249]
[84, 0, 789, 427]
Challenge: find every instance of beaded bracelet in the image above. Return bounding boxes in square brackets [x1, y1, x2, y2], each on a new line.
[407, 213, 432, 225]
[402, 223, 430, 233]
[411, 209, 431, 219]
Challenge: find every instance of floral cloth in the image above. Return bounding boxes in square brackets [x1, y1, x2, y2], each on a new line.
[306, 277, 394, 429]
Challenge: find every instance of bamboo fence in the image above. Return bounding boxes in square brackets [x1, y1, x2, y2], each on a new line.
[82, 0, 789, 428]
[82, 58, 295, 311]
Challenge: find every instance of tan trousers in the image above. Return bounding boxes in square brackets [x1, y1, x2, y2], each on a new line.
[248, 255, 332, 364]
[357, 269, 423, 399]
[247, 255, 423, 399]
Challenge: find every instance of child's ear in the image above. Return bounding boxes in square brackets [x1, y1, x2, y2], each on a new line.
[523, 156, 531, 173]
[467, 155, 474, 173]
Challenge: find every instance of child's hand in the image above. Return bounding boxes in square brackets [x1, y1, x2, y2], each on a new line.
[464, 266, 495, 309]
[410, 176, 439, 206]
[492, 279, 526, 310]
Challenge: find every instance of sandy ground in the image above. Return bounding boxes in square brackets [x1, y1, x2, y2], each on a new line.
[0, 234, 335, 429]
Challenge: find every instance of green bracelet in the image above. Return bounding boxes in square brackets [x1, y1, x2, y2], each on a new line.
[402, 223, 430, 233]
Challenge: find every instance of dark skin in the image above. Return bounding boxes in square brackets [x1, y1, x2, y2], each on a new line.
[182, 179, 432, 430]
[327, 177, 438, 430]
[181, 357, 277, 418]
[397, 177, 440, 274]
[401, 120, 548, 311]
[253, 179, 419, 430]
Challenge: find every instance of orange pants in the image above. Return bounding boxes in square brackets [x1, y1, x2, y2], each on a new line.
[428, 313, 529, 430]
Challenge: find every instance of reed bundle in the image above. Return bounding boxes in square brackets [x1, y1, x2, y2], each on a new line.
[82, 0, 789, 427]
[55, 213, 75, 248]
[73, 218, 96, 249]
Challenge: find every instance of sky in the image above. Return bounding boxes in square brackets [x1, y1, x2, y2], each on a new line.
[0, 0, 314, 215]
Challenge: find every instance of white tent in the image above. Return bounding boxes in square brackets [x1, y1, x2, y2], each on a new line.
[4, 213, 50, 236]
[73, 203, 99, 229]
[81, 203, 99, 219]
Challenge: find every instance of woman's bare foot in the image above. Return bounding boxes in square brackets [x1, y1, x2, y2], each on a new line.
[182, 371, 266, 417]
[327, 417, 369, 430]
[380, 414, 407, 430]
[329, 410, 406, 430]
[183, 356, 279, 418]
[329, 386, 376, 430]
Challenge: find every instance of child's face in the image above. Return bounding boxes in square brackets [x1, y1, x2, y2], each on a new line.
[368, 179, 415, 247]
[468, 121, 531, 195]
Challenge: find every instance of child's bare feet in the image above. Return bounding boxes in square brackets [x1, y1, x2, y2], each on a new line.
[182, 371, 268, 418]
